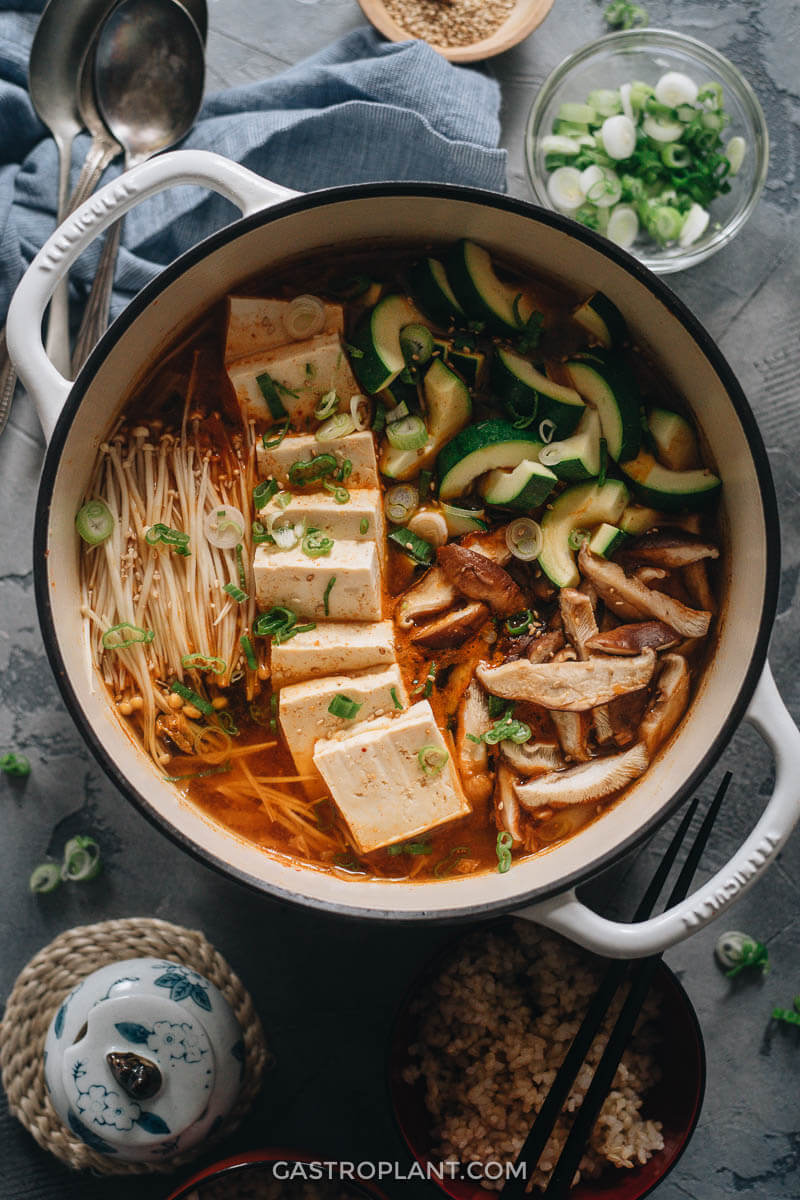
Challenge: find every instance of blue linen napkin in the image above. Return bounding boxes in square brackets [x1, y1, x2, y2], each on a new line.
[0, 3, 506, 328]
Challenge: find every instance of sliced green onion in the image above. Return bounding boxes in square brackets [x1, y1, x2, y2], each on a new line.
[434, 845, 471, 878]
[181, 653, 226, 674]
[413, 661, 437, 699]
[285, 294, 326, 340]
[162, 762, 231, 783]
[345, 341, 365, 359]
[262, 419, 290, 449]
[288, 454, 338, 486]
[772, 997, 800, 1026]
[715, 930, 770, 977]
[603, 1, 648, 31]
[236, 544, 247, 592]
[399, 323, 434, 367]
[390, 686, 403, 710]
[323, 575, 336, 616]
[216, 709, 240, 736]
[145, 523, 191, 556]
[75, 499, 114, 546]
[240, 635, 258, 671]
[505, 609, 533, 637]
[385, 483, 419, 525]
[253, 478, 279, 508]
[388, 839, 433, 856]
[1, 751, 31, 777]
[254, 606, 297, 638]
[170, 680, 216, 717]
[359, 517, 369, 535]
[252, 520, 274, 545]
[474, 708, 532, 746]
[30, 862, 61, 893]
[496, 830, 513, 873]
[386, 414, 428, 451]
[102, 623, 155, 650]
[506, 518, 542, 561]
[417, 744, 448, 778]
[61, 835, 101, 882]
[256, 372, 289, 418]
[314, 389, 340, 421]
[275, 491, 293, 509]
[224, 582, 248, 603]
[328, 694, 363, 720]
[316, 413, 355, 441]
[302, 529, 334, 558]
[388, 526, 434, 565]
[203, 505, 245, 550]
[337, 458, 353, 482]
[324, 482, 350, 504]
[567, 527, 591, 552]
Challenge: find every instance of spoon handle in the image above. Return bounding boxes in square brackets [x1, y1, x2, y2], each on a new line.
[71, 217, 123, 376]
[67, 134, 121, 214]
[0, 331, 19, 439]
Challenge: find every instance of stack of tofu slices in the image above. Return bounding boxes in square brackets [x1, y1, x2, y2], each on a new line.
[226, 295, 470, 860]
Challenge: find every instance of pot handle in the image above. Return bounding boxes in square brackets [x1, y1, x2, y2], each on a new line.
[6, 149, 299, 442]
[517, 663, 800, 958]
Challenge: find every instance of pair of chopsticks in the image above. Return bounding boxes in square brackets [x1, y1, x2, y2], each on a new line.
[501, 772, 732, 1200]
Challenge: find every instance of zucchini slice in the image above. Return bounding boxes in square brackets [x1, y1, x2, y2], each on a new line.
[407, 257, 465, 327]
[619, 450, 721, 512]
[648, 407, 699, 470]
[588, 523, 630, 557]
[480, 459, 557, 510]
[442, 503, 489, 535]
[618, 505, 666, 535]
[448, 345, 487, 388]
[538, 479, 629, 588]
[538, 407, 601, 482]
[572, 292, 628, 348]
[437, 419, 543, 501]
[564, 349, 641, 463]
[492, 347, 586, 439]
[446, 240, 535, 334]
[350, 294, 425, 394]
[380, 358, 471, 480]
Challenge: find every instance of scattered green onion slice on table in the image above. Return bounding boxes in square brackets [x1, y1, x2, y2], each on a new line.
[1, 751, 31, 777]
[417, 744, 448, 778]
[772, 997, 800, 1027]
[328, 694, 363, 720]
[102, 623, 155, 650]
[30, 863, 61, 894]
[61, 835, 102, 882]
[496, 831, 514, 873]
[715, 930, 770, 977]
[75, 499, 114, 545]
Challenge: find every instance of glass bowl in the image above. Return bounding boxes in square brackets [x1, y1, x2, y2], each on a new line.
[524, 29, 769, 273]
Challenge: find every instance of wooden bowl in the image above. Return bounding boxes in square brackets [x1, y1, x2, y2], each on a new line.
[356, 0, 556, 63]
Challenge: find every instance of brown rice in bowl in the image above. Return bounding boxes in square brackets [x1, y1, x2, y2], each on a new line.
[400, 921, 665, 1192]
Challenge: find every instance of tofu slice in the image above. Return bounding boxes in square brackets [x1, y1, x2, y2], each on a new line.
[254, 540, 381, 621]
[279, 664, 408, 793]
[225, 296, 344, 364]
[227, 331, 360, 427]
[259, 489, 385, 557]
[313, 700, 470, 854]
[257, 431, 379, 489]
[270, 620, 396, 688]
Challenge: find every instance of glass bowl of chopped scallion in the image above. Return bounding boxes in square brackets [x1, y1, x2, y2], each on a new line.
[525, 29, 768, 273]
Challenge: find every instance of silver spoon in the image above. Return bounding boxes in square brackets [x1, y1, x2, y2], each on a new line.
[70, 0, 206, 374]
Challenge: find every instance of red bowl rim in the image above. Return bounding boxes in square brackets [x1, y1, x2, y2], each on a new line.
[165, 1149, 393, 1200]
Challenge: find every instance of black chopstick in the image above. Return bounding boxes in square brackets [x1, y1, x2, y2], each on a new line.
[503, 771, 732, 1200]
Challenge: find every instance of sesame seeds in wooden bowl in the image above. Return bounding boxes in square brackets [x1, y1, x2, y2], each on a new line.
[357, 0, 556, 63]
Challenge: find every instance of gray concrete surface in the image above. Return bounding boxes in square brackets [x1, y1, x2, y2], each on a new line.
[2, 1, 799, 1197]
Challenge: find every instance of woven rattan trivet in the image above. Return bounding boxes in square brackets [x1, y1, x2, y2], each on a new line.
[0, 917, 268, 1175]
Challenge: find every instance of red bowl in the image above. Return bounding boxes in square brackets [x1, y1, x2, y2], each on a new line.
[388, 927, 706, 1200]
[166, 1150, 393, 1200]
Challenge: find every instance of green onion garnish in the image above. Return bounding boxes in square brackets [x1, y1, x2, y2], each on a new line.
[302, 529, 334, 558]
[236, 543, 247, 591]
[496, 831, 513, 874]
[328, 694, 362, 720]
[772, 997, 800, 1027]
[433, 845, 471, 878]
[162, 762, 232, 783]
[338, 458, 353, 482]
[256, 372, 289, 418]
[169, 680, 216, 718]
[262, 419, 290, 449]
[417, 744, 448, 777]
[324, 482, 350, 504]
[181, 653, 226, 674]
[344, 341, 365, 359]
[388, 839, 433, 856]
[505, 609, 533, 637]
[323, 576, 336, 617]
[240, 635, 258, 672]
[253, 478, 279, 508]
[413, 661, 437, 699]
[603, 0, 648, 31]
[390, 687, 403, 710]
[274, 491, 293, 510]
[224, 582, 248, 603]
[333, 852, 366, 874]
[29, 862, 61, 894]
[468, 708, 532, 746]
[253, 606, 316, 644]
[359, 517, 369, 535]
[252, 520, 275, 545]
[373, 402, 386, 435]
[102, 623, 155, 650]
[145, 523, 191, 556]
[314, 389, 339, 421]
[216, 709, 239, 736]
[75, 499, 114, 546]
[388, 526, 434, 565]
[288, 454, 338, 487]
[61, 835, 101, 882]
[1, 752, 31, 777]
[568, 528, 591, 552]
[513, 304, 544, 355]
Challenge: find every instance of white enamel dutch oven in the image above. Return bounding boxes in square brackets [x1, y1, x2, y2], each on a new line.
[8, 151, 800, 956]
